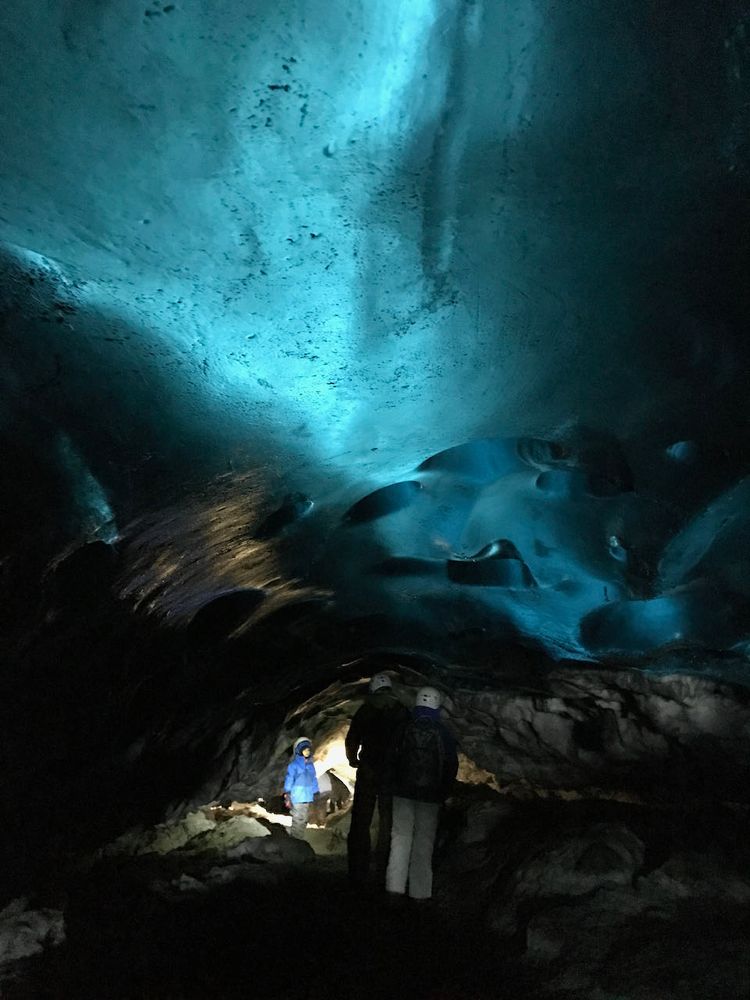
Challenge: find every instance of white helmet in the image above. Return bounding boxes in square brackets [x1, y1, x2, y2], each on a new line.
[293, 736, 312, 754]
[369, 672, 392, 693]
[415, 686, 441, 710]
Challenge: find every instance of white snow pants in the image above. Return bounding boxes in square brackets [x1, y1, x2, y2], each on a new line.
[385, 796, 440, 899]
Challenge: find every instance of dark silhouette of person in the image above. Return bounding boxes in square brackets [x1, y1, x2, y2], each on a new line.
[345, 673, 409, 885]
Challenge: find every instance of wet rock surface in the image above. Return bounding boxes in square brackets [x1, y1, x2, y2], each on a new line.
[3, 791, 749, 999]
[446, 665, 750, 802]
[0, 898, 64, 976]
[443, 793, 750, 1000]
[4, 855, 521, 999]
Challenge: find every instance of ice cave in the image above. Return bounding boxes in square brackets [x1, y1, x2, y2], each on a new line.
[1, 1, 750, 997]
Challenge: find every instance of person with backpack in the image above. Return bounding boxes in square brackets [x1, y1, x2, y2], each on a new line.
[385, 686, 458, 901]
[345, 672, 409, 886]
[284, 736, 319, 839]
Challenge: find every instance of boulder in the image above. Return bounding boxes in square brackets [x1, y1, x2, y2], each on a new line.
[0, 897, 65, 974]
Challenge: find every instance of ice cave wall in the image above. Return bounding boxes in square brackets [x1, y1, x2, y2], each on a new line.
[3, 1, 750, 664]
[2, 5, 750, 912]
[1, 0, 747, 476]
[1, 0, 750, 877]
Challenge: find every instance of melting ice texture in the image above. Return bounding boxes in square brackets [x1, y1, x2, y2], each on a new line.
[2, 3, 750, 670]
[120, 433, 750, 667]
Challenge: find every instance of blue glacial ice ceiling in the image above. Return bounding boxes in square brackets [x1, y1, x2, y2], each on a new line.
[2, 0, 750, 669]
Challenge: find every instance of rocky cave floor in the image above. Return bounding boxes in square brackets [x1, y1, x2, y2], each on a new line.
[2, 791, 750, 1000]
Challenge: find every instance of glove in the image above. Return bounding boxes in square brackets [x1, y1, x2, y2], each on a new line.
[283, 793, 292, 811]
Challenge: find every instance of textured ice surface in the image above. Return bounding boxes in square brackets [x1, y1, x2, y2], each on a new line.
[1, 2, 750, 670]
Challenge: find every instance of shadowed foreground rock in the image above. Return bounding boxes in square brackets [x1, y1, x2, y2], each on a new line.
[3, 791, 749, 1000]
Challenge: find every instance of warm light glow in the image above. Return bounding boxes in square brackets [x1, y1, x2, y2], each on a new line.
[312, 729, 357, 792]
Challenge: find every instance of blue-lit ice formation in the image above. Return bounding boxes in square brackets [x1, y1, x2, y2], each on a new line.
[116, 424, 750, 666]
[306, 432, 749, 662]
[58, 433, 118, 544]
[0, 0, 748, 678]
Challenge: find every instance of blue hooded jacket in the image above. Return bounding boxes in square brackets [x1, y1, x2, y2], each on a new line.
[284, 746, 320, 805]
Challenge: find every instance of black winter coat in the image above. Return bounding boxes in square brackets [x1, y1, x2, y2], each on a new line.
[345, 691, 409, 774]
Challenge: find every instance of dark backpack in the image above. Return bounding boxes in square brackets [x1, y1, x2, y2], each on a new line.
[397, 716, 446, 798]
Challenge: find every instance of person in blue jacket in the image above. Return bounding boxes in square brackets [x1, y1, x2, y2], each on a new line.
[284, 736, 319, 838]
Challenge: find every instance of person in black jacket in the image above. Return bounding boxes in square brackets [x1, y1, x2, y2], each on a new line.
[385, 686, 458, 900]
[345, 673, 409, 885]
